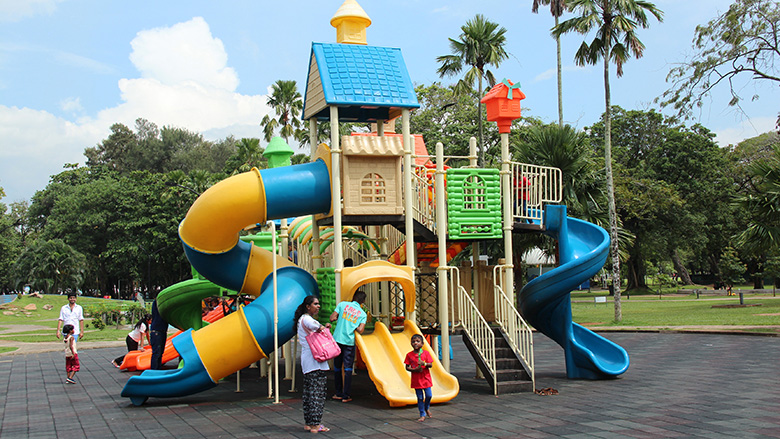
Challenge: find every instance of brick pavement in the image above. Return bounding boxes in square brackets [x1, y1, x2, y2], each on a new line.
[1, 332, 779, 438]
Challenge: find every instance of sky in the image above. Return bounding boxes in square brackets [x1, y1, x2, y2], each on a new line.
[1, 0, 778, 204]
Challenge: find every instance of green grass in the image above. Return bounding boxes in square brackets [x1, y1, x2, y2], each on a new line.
[0, 347, 17, 354]
[0, 329, 51, 336]
[0, 294, 141, 344]
[0, 327, 128, 343]
[573, 297, 780, 327]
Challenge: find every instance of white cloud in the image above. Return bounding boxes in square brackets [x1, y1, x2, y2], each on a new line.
[0, 105, 102, 203]
[60, 97, 82, 113]
[714, 116, 777, 147]
[0, 16, 272, 203]
[534, 65, 589, 82]
[129, 17, 239, 91]
[0, 0, 64, 22]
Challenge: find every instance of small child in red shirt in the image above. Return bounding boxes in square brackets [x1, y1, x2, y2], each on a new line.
[404, 334, 433, 422]
[63, 324, 79, 384]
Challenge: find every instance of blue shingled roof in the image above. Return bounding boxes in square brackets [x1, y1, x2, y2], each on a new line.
[303, 42, 419, 121]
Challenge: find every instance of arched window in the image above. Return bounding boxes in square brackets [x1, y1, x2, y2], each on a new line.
[463, 174, 486, 210]
[361, 173, 387, 204]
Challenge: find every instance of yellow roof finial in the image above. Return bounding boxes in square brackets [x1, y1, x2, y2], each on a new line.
[331, 0, 371, 45]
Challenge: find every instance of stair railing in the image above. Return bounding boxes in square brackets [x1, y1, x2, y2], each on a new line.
[443, 266, 497, 395]
[493, 264, 536, 391]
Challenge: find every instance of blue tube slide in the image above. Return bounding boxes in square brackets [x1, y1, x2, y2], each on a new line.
[122, 155, 331, 405]
[519, 204, 629, 379]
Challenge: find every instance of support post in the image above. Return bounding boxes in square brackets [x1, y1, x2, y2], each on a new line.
[402, 109, 416, 322]
[331, 106, 343, 302]
[435, 142, 450, 372]
[500, 132, 514, 304]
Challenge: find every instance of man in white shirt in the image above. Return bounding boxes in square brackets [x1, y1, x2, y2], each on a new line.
[57, 293, 85, 341]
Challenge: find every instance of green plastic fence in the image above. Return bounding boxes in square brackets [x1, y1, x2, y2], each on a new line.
[446, 168, 502, 239]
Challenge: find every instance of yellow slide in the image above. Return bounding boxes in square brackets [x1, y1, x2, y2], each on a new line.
[356, 320, 459, 407]
[341, 260, 459, 406]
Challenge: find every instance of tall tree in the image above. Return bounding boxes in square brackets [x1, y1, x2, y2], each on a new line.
[261, 80, 303, 143]
[410, 83, 502, 165]
[436, 14, 509, 166]
[13, 239, 87, 294]
[554, 0, 663, 321]
[532, 0, 568, 126]
[659, 0, 780, 121]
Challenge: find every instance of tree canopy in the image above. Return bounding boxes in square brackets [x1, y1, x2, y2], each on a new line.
[659, 0, 780, 122]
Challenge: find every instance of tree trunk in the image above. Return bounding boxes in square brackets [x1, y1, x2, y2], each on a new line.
[555, 14, 563, 126]
[671, 250, 693, 285]
[625, 254, 647, 290]
[603, 50, 622, 322]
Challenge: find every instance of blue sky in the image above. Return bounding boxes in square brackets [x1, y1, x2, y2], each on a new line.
[1, 0, 777, 204]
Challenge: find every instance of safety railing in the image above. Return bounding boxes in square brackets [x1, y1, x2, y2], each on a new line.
[493, 265, 535, 391]
[411, 165, 436, 231]
[510, 162, 562, 223]
[444, 266, 497, 395]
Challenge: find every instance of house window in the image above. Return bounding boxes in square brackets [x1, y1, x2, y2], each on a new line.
[361, 173, 387, 204]
[463, 174, 486, 210]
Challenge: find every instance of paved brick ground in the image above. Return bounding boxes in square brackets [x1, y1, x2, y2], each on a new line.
[1, 332, 779, 438]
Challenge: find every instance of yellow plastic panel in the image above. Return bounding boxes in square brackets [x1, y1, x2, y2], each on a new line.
[354, 320, 459, 407]
[193, 308, 265, 381]
[341, 261, 415, 312]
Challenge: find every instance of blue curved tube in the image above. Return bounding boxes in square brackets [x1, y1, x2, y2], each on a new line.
[520, 204, 629, 379]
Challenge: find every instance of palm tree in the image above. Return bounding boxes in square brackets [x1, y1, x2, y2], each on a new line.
[261, 80, 303, 143]
[553, 0, 663, 321]
[516, 124, 601, 218]
[532, 0, 568, 126]
[734, 145, 780, 255]
[436, 14, 508, 166]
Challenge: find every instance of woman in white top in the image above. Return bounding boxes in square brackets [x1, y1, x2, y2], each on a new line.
[111, 314, 151, 368]
[294, 295, 331, 433]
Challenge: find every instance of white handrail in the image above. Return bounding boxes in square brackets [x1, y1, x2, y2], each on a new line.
[493, 264, 535, 391]
[510, 162, 562, 223]
[410, 166, 436, 230]
[443, 266, 497, 395]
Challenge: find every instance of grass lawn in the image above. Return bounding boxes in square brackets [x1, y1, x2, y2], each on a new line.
[573, 296, 780, 328]
[0, 327, 129, 343]
[0, 347, 17, 354]
[0, 294, 142, 343]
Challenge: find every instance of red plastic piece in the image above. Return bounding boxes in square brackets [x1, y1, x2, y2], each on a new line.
[481, 79, 526, 133]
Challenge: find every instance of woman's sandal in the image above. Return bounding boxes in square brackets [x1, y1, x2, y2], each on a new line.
[310, 425, 330, 433]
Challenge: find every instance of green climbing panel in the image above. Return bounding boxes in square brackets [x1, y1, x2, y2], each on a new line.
[316, 268, 337, 326]
[446, 168, 502, 239]
[315, 267, 374, 331]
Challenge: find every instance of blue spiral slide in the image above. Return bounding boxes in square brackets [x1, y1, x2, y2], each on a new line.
[519, 205, 629, 379]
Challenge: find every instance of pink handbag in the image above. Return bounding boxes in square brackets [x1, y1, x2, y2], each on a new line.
[306, 327, 341, 362]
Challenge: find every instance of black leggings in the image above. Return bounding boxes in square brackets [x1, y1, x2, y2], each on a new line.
[113, 335, 139, 365]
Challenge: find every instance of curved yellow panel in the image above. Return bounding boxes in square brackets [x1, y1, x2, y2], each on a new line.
[179, 168, 266, 254]
[355, 320, 459, 407]
[193, 307, 266, 381]
[242, 245, 294, 296]
[341, 261, 415, 312]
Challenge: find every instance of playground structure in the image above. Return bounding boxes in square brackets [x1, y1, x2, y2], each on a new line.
[121, 0, 629, 406]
